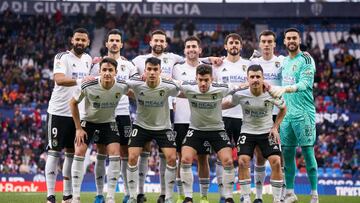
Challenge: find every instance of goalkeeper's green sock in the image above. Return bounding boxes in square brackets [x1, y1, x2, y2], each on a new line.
[302, 146, 318, 191]
[282, 146, 296, 189]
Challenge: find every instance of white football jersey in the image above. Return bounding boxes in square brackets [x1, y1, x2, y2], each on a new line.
[215, 58, 251, 119]
[251, 55, 284, 115]
[47, 51, 92, 117]
[73, 78, 128, 123]
[133, 52, 184, 110]
[172, 61, 201, 124]
[231, 89, 285, 134]
[180, 82, 234, 131]
[127, 76, 179, 130]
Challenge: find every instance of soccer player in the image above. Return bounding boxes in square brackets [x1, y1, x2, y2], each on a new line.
[178, 64, 237, 203]
[126, 57, 179, 203]
[223, 64, 286, 203]
[45, 28, 93, 203]
[215, 33, 251, 202]
[269, 28, 318, 203]
[132, 30, 221, 203]
[172, 36, 211, 203]
[69, 57, 129, 203]
[91, 29, 137, 203]
[250, 30, 285, 203]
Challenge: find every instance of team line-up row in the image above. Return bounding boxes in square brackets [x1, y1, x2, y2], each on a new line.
[45, 28, 318, 203]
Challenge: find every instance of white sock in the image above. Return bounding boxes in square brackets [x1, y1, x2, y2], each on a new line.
[311, 190, 318, 196]
[176, 178, 184, 196]
[199, 178, 210, 197]
[254, 164, 266, 199]
[95, 153, 106, 196]
[180, 164, 193, 198]
[63, 152, 74, 197]
[72, 156, 85, 199]
[159, 153, 167, 196]
[165, 164, 176, 200]
[223, 166, 235, 199]
[45, 151, 60, 197]
[239, 179, 251, 201]
[286, 188, 294, 194]
[138, 152, 150, 195]
[107, 156, 121, 199]
[281, 167, 286, 200]
[121, 157, 130, 196]
[271, 179, 283, 201]
[215, 160, 224, 197]
[127, 164, 139, 199]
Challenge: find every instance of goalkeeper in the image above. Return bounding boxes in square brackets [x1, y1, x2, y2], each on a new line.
[269, 28, 318, 203]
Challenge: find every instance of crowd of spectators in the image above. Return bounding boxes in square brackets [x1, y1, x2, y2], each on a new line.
[0, 9, 359, 178]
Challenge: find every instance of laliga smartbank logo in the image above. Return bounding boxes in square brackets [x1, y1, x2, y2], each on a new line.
[0, 182, 39, 192]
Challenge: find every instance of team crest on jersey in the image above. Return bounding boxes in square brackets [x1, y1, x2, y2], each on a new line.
[245, 101, 250, 105]
[140, 92, 145, 96]
[242, 65, 247, 72]
[192, 95, 197, 99]
[73, 64, 76, 67]
[222, 68, 227, 72]
[166, 131, 176, 142]
[121, 65, 125, 71]
[292, 65, 297, 71]
[182, 72, 186, 75]
[86, 62, 89, 69]
[211, 94, 218, 100]
[159, 90, 165, 96]
[264, 100, 271, 107]
[275, 61, 281, 68]
[115, 92, 121, 99]
[163, 58, 168, 64]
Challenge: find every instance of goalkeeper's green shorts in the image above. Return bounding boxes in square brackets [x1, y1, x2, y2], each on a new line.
[280, 116, 316, 147]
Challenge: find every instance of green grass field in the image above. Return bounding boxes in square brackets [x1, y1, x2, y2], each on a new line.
[0, 192, 358, 203]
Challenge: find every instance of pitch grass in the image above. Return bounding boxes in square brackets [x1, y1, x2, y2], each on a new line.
[0, 192, 359, 203]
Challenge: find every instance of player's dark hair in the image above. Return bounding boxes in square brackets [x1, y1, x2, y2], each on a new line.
[259, 30, 276, 41]
[184, 36, 201, 47]
[224, 33, 242, 45]
[106, 29, 122, 42]
[100, 57, 118, 69]
[284, 27, 301, 37]
[247, 64, 263, 74]
[151, 29, 167, 38]
[145, 57, 161, 66]
[73, 28, 89, 37]
[196, 64, 212, 76]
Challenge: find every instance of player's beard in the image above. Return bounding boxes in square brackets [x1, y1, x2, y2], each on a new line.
[228, 48, 239, 56]
[286, 43, 298, 53]
[152, 45, 164, 55]
[73, 45, 86, 55]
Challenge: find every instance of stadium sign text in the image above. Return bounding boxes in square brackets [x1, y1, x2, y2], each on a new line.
[0, 1, 201, 16]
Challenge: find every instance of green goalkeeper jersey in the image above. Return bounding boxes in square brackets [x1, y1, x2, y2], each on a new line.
[281, 52, 316, 122]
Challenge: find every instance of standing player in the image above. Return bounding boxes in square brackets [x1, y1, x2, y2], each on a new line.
[132, 30, 221, 203]
[45, 28, 92, 203]
[269, 28, 318, 203]
[172, 36, 211, 203]
[70, 57, 129, 203]
[250, 30, 285, 203]
[91, 29, 137, 203]
[215, 33, 250, 202]
[178, 64, 237, 203]
[126, 57, 179, 203]
[223, 64, 286, 203]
